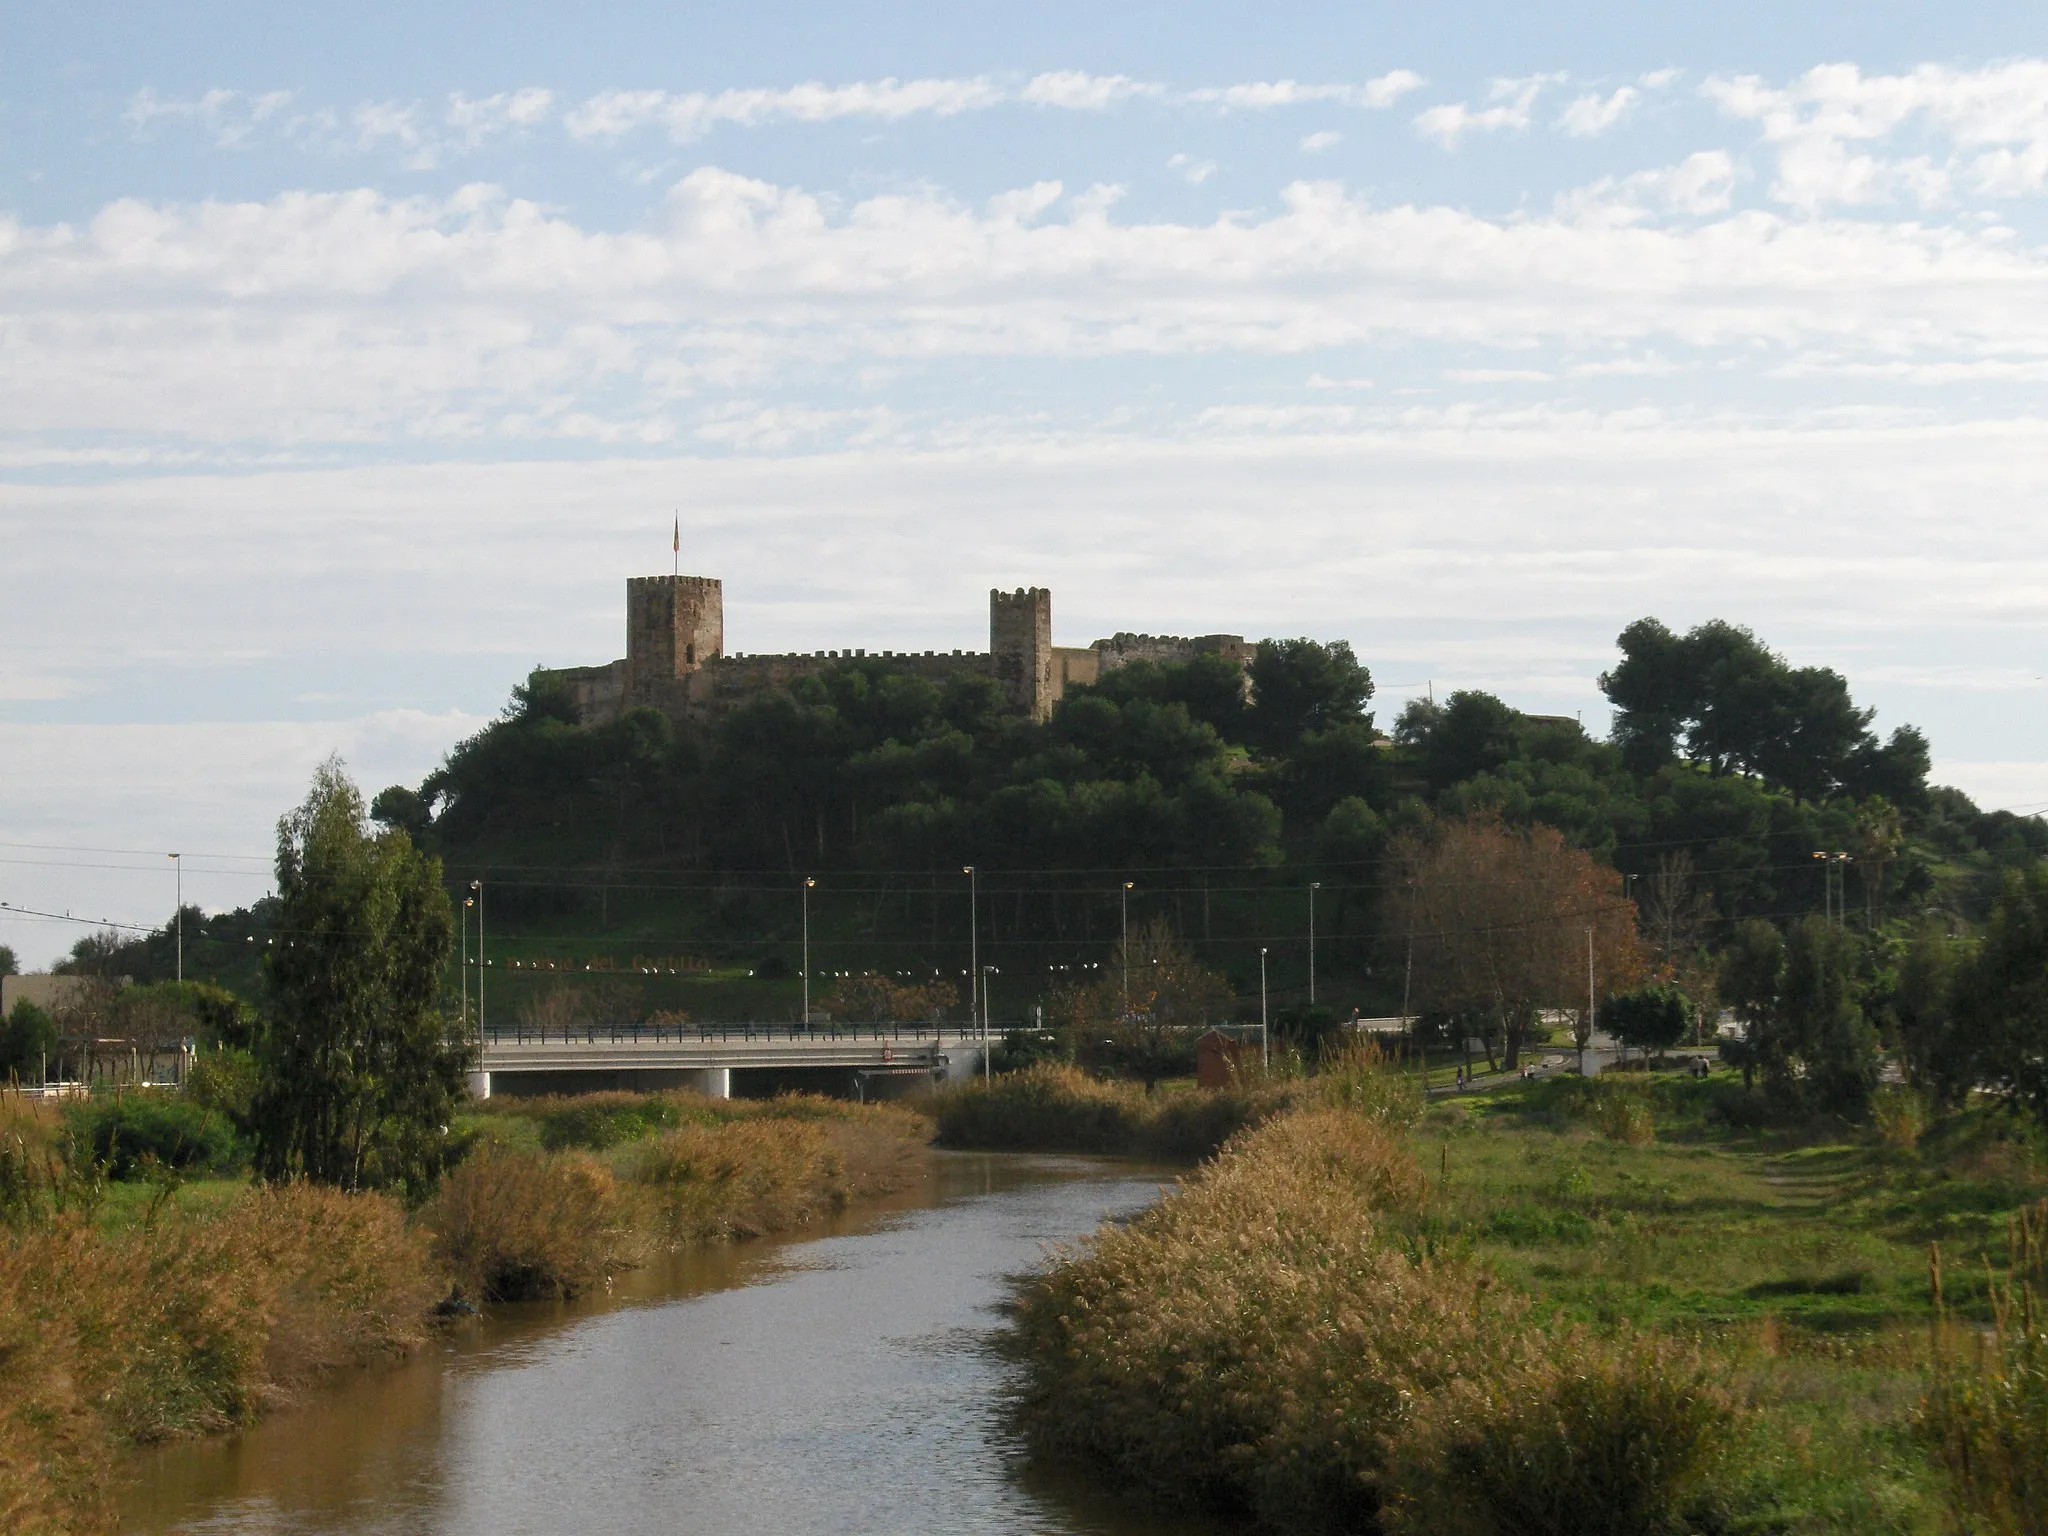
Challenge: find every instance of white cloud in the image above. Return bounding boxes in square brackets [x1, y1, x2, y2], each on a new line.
[10, 166, 2048, 456]
[1558, 86, 1640, 138]
[1706, 60, 2048, 209]
[445, 88, 556, 149]
[1555, 151, 1737, 224]
[1167, 153, 1216, 184]
[1020, 72, 1162, 110]
[1415, 74, 1562, 147]
[564, 77, 1006, 142]
[1186, 71, 1425, 111]
[1300, 130, 1342, 153]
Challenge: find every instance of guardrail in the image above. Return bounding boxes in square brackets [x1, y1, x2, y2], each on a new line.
[480, 1021, 1006, 1048]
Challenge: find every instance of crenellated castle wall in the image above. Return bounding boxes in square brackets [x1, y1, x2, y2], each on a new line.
[542, 573, 1248, 729]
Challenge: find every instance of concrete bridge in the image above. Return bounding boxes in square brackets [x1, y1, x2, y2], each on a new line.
[472, 1021, 994, 1100]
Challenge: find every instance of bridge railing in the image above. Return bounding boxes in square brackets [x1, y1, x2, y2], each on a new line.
[479, 1021, 1011, 1048]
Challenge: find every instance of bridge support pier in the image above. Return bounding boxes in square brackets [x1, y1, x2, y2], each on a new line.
[692, 1066, 730, 1100]
[466, 1069, 491, 1100]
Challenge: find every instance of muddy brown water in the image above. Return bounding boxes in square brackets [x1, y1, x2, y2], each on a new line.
[118, 1152, 1225, 1536]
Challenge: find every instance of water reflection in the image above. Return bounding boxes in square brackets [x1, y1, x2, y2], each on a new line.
[121, 1153, 1221, 1536]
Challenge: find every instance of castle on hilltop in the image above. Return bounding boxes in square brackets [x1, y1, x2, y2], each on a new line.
[547, 574, 1253, 727]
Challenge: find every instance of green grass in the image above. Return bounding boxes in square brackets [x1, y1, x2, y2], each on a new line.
[1420, 1072, 2047, 1338]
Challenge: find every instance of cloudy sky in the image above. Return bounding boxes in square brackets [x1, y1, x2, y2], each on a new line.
[6, 0, 2048, 964]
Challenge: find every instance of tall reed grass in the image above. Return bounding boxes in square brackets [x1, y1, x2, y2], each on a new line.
[429, 1094, 930, 1299]
[1010, 1094, 1742, 1532]
[1923, 1203, 2048, 1534]
[0, 1183, 434, 1535]
[932, 1062, 1290, 1159]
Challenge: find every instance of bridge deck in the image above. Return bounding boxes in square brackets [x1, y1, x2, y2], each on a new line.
[479, 1022, 990, 1073]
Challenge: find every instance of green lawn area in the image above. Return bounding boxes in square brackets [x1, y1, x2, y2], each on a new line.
[1423, 1071, 2047, 1334]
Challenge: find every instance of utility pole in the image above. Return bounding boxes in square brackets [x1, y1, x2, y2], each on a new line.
[982, 963, 994, 1080]
[168, 852, 182, 984]
[1259, 946, 1270, 1069]
[802, 877, 817, 1026]
[963, 865, 978, 1056]
[1121, 880, 1134, 1015]
[1308, 881, 1320, 1007]
[461, 893, 473, 1033]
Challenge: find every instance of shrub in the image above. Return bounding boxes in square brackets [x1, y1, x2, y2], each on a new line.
[1313, 1037, 1426, 1129]
[934, 1062, 1294, 1160]
[1011, 1108, 1481, 1529]
[1873, 1084, 1931, 1154]
[62, 1093, 243, 1179]
[933, 1064, 1144, 1153]
[185, 1049, 261, 1128]
[632, 1119, 843, 1241]
[1383, 1330, 1738, 1536]
[0, 1183, 432, 1532]
[425, 1143, 632, 1300]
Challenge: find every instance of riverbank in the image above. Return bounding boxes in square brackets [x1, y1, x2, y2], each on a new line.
[0, 1088, 932, 1535]
[1008, 1065, 2048, 1533]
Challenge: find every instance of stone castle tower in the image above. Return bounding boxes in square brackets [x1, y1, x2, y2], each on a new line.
[989, 586, 1054, 722]
[626, 575, 724, 701]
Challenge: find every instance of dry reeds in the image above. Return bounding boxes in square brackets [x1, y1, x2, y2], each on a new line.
[424, 1143, 633, 1301]
[1922, 1204, 2048, 1534]
[0, 1183, 433, 1535]
[932, 1062, 1290, 1159]
[1011, 1100, 1741, 1531]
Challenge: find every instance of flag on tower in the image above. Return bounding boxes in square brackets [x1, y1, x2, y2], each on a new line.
[672, 514, 679, 554]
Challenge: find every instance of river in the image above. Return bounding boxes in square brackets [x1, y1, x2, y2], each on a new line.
[118, 1152, 1223, 1536]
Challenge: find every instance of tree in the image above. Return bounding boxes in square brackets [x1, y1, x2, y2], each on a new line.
[0, 945, 16, 978]
[1396, 691, 1520, 791]
[1717, 920, 1785, 1091]
[0, 1000, 56, 1080]
[1953, 865, 2048, 1125]
[1056, 917, 1233, 1087]
[1385, 815, 1644, 1070]
[1778, 917, 1880, 1115]
[1604, 985, 1691, 1058]
[1249, 639, 1373, 749]
[1719, 917, 1879, 1115]
[251, 757, 465, 1196]
[1892, 926, 1973, 1108]
[818, 973, 960, 1024]
[1599, 618, 1912, 804]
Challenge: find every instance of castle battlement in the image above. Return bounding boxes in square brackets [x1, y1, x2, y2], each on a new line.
[544, 573, 1247, 729]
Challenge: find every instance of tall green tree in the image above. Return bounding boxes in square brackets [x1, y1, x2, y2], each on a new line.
[251, 758, 465, 1196]
[1778, 917, 1880, 1115]
[1954, 865, 2048, 1125]
[1248, 639, 1372, 749]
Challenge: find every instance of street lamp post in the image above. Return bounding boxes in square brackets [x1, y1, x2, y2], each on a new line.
[802, 877, 817, 1026]
[1259, 946, 1270, 1069]
[461, 895, 473, 1033]
[1308, 881, 1320, 1007]
[982, 963, 995, 1081]
[963, 865, 979, 1059]
[470, 880, 484, 1038]
[168, 853, 182, 984]
[1584, 925, 1595, 1074]
[1121, 881, 1134, 1014]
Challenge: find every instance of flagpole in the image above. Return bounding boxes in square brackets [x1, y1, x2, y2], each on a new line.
[673, 511, 679, 580]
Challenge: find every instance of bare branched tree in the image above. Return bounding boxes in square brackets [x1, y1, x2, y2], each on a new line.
[1385, 815, 1645, 1069]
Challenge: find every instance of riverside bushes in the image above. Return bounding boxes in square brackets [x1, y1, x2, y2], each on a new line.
[424, 1144, 630, 1301]
[428, 1094, 930, 1299]
[0, 1183, 434, 1535]
[932, 1062, 1287, 1158]
[1010, 1103, 1746, 1533]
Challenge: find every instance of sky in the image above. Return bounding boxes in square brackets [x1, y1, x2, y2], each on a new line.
[5, 1, 2048, 965]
